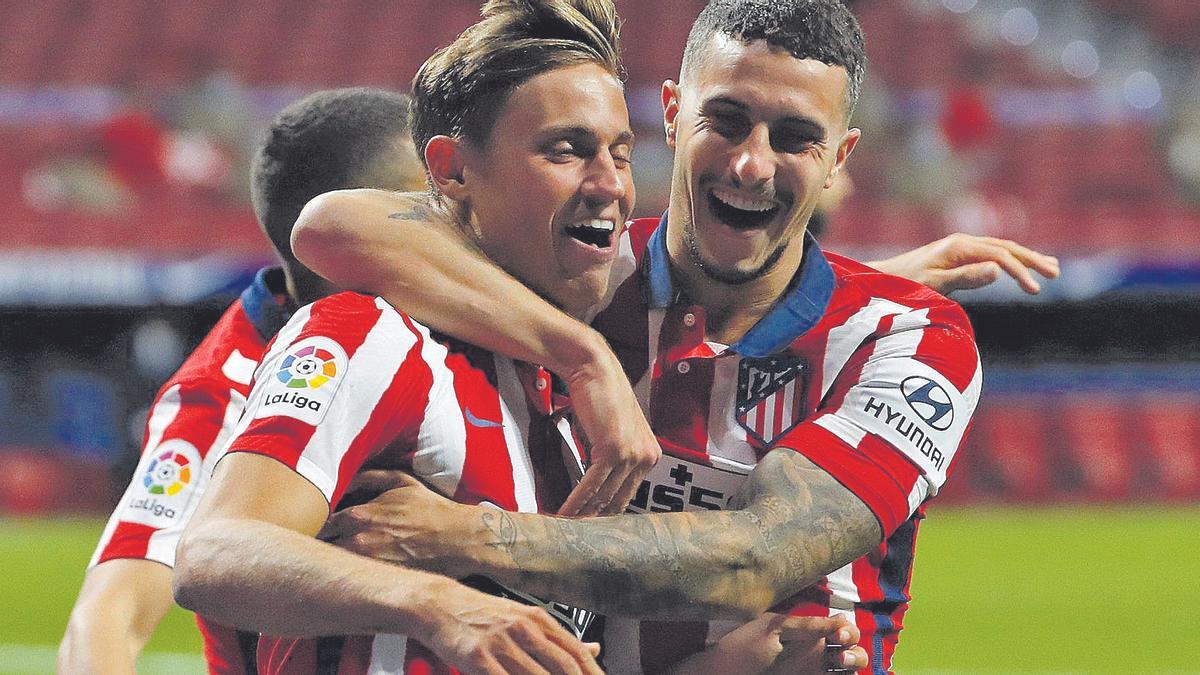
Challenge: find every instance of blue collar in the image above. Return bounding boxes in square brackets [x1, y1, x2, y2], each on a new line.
[642, 211, 835, 357]
[239, 267, 295, 341]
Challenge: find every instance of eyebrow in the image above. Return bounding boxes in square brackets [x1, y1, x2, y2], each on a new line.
[703, 95, 828, 138]
[539, 125, 636, 146]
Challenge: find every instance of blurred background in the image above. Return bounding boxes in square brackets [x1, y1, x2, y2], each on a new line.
[0, 0, 1197, 672]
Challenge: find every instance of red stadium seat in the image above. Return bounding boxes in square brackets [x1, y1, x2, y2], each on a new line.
[1058, 396, 1134, 501]
[971, 397, 1056, 502]
[1140, 395, 1200, 500]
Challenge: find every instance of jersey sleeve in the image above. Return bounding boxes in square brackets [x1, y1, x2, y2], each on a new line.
[222, 292, 435, 508]
[776, 300, 982, 536]
[90, 376, 250, 569]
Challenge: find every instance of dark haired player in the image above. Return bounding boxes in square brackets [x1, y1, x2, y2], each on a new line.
[58, 88, 426, 674]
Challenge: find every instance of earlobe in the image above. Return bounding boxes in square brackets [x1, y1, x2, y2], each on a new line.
[826, 128, 860, 189]
[661, 80, 681, 149]
[424, 135, 469, 200]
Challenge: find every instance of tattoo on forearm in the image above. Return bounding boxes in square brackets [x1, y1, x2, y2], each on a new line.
[477, 449, 882, 619]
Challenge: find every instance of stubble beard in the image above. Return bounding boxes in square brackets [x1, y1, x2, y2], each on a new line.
[682, 226, 789, 286]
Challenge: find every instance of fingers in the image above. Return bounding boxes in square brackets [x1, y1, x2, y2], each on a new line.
[602, 467, 647, 515]
[930, 261, 1001, 293]
[516, 611, 603, 675]
[980, 236, 1060, 280]
[558, 464, 611, 517]
[824, 644, 868, 672]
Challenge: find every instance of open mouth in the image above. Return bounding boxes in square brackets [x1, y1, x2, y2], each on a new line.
[564, 219, 616, 249]
[707, 186, 779, 231]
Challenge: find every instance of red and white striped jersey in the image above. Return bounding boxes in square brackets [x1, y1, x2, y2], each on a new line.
[220, 291, 585, 675]
[89, 267, 293, 674]
[590, 217, 982, 675]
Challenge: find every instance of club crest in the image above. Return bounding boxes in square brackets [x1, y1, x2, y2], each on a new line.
[735, 356, 809, 446]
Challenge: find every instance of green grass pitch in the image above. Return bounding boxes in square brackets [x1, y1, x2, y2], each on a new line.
[2, 506, 1198, 673]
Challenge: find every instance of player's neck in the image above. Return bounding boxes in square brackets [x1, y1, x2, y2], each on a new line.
[671, 251, 802, 346]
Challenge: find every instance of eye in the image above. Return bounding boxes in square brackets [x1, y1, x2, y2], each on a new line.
[771, 131, 821, 154]
[705, 110, 750, 140]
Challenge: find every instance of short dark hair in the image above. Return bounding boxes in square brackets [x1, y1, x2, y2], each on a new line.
[411, 0, 623, 171]
[681, 0, 866, 116]
[250, 87, 412, 263]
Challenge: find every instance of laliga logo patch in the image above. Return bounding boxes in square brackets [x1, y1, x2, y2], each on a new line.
[143, 448, 192, 496]
[901, 376, 954, 431]
[257, 337, 347, 425]
[277, 344, 339, 389]
[125, 439, 201, 527]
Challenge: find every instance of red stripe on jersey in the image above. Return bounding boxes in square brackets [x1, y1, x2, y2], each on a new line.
[913, 305, 979, 392]
[650, 357, 715, 462]
[329, 313, 432, 508]
[95, 521, 154, 562]
[440, 345, 517, 511]
[404, 640, 453, 675]
[158, 384, 227, 454]
[195, 616, 249, 675]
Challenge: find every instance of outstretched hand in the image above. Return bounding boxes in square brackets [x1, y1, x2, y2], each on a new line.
[870, 233, 1060, 295]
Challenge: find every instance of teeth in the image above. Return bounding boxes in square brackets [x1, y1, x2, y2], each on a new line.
[711, 186, 775, 212]
[569, 219, 615, 233]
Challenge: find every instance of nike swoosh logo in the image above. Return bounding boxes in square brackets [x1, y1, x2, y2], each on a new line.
[464, 408, 504, 428]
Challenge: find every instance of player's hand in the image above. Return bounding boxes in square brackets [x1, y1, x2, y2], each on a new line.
[419, 578, 603, 675]
[869, 233, 1060, 295]
[320, 471, 469, 575]
[558, 342, 660, 517]
[672, 613, 866, 674]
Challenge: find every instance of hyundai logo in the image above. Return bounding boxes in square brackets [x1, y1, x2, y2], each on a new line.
[901, 376, 954, 431]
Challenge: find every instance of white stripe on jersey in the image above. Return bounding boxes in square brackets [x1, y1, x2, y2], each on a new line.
[495, 356, 538, 513]
[368, 634, 408, 675]
[706, 355, 757, 466]
[221, 348, 258, 386]
[633, 308, 668, 414]
[295, 302, 420, 501]
[819, 298, 912, 400]
[410, 328, 467, 500]
[825, 561, 862, 610]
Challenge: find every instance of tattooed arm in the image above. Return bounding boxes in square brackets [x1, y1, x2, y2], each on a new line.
[324, 449, 882, 621]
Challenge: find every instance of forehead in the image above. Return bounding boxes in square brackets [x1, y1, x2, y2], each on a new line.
[491, 62, 631, 141]
[687, 34, 849, 126]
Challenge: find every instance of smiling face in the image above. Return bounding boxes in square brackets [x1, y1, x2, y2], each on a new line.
[664, 34, 859, 287]
[455, 62, 635, 318]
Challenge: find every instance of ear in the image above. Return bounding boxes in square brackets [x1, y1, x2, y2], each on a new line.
[661, 80, 682, 150]
[825, 127, 861, 189]
[424, 135, 469, 201]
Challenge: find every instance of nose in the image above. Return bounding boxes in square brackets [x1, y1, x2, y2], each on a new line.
[731, 124, 775, 188]
[582, 151, 629, 206]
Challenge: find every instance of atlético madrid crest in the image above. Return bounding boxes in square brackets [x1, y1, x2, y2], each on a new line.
[735, 356, 809, 446]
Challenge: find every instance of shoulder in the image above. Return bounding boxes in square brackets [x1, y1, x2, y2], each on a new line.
[824, 250, 974, 337]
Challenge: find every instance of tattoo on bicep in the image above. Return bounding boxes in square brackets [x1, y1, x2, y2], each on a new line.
[388, 204, 433, 221]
